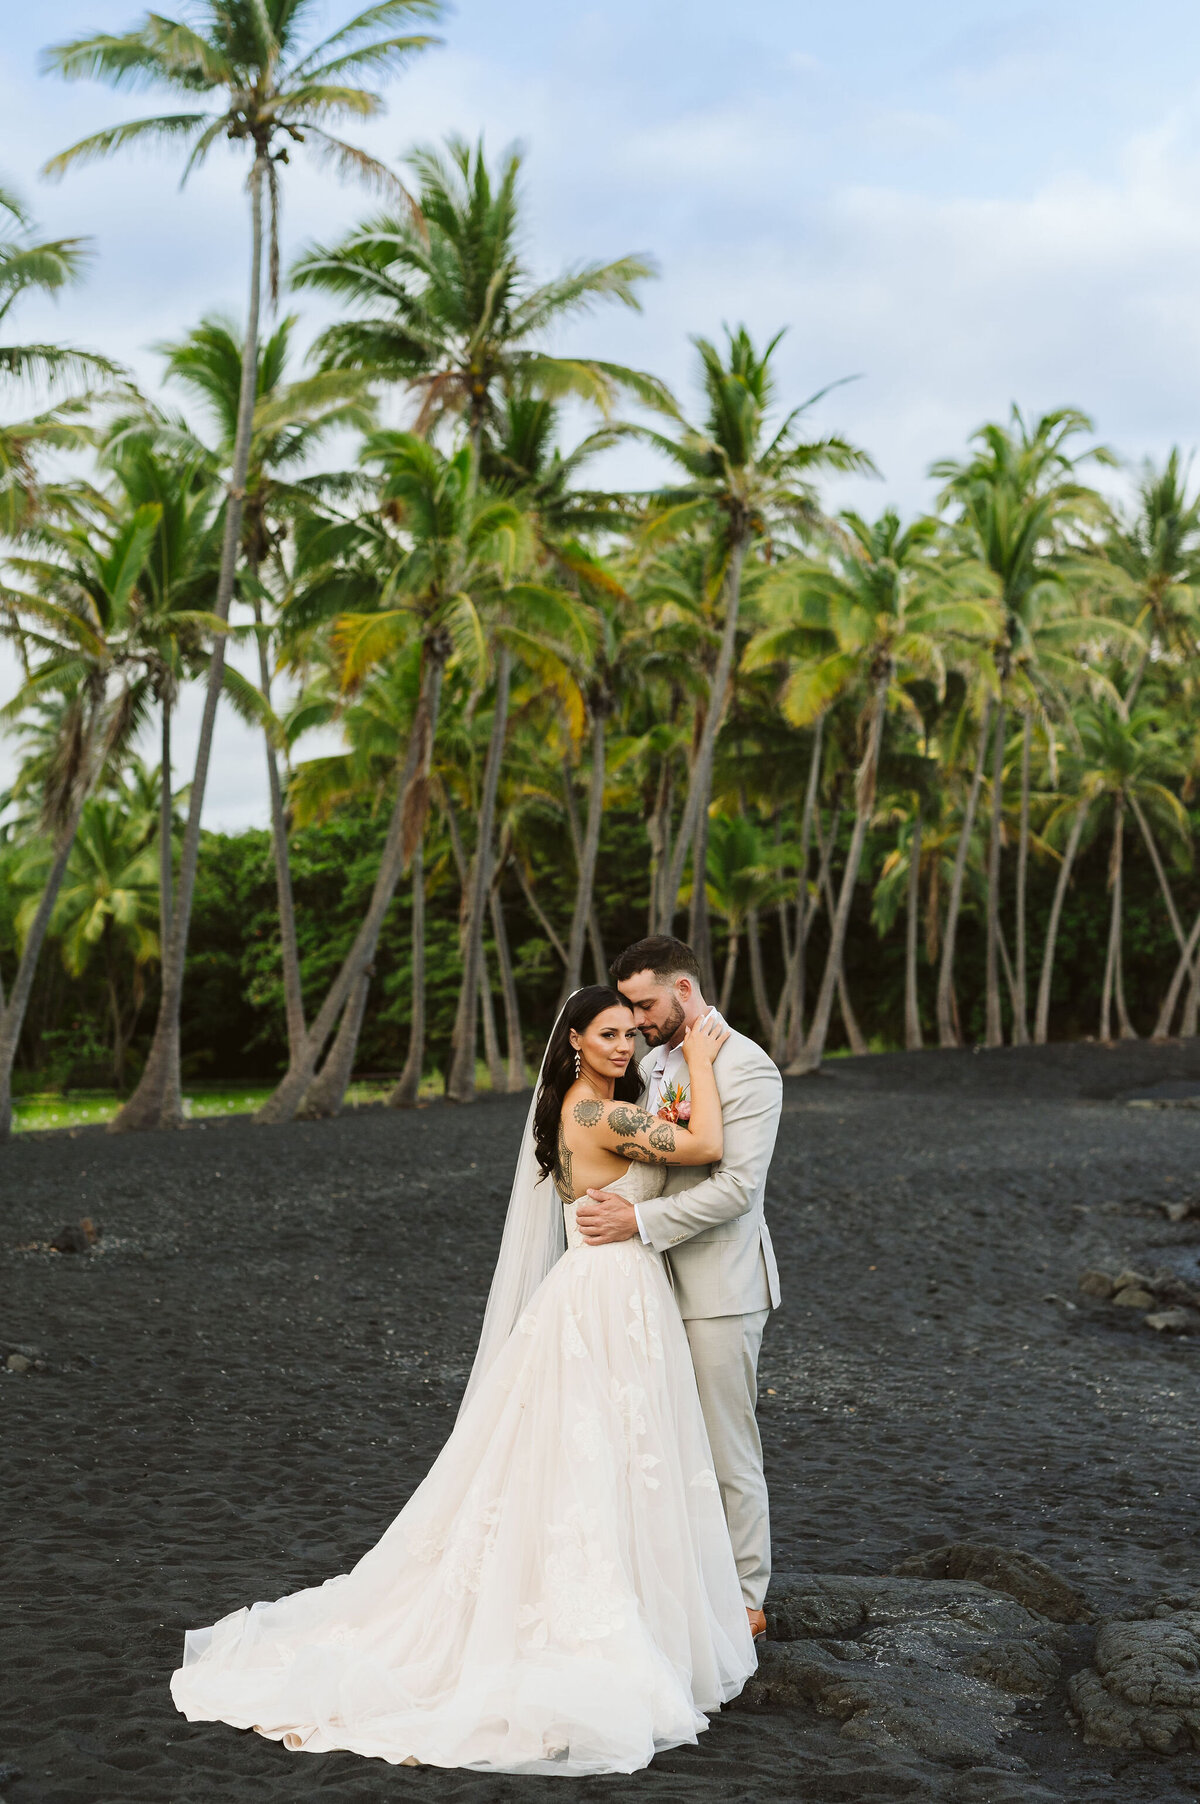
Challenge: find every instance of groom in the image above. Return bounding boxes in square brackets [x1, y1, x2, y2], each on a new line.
[575, 935, 783, 1639]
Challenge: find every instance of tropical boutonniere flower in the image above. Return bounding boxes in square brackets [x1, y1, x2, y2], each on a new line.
[656, 1079, 691, 1124]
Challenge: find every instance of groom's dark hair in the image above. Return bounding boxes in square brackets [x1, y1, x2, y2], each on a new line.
[610, 936, 702, 986]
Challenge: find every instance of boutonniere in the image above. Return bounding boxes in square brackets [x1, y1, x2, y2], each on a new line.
[656, 1079, 691, 1124]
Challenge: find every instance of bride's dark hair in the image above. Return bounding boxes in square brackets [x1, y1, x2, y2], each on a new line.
[532, 986, 641, 1182]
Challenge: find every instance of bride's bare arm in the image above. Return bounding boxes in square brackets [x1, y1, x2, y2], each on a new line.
[574, 1018, 729, 1166]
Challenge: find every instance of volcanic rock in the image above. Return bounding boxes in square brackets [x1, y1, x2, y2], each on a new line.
[1068, 1590, 1200, 1752]
[892, 1542, 1093, 1624]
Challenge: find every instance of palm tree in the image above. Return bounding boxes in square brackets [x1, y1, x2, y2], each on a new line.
[43, 0, 442, 1131]
[700, 812, 791, 1019]
[96, 415, 223, 953]
[746, 507, 999, 1071]
[639, 327, 872, 933]
[0, 503, 159, 1135]
[293, 134, 662, 455]
[1, 176, 116, 534]
[1104, 450, 1200, 707]
[1067, 702, 1188, 1041]
[17, 789, 160, 1088]
[156, 310, 375, 1061]
[931, 406, 1112, 1046]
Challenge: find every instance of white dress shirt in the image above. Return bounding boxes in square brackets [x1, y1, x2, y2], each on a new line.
[632, 1007, 723, 1244]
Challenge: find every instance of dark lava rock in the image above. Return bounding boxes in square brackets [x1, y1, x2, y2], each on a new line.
[1068, 1589, 1200, 1752]
[892, 1542, 1093, 1624]
[750, 1572, 1072, 1771]
[49, 1218, 100, 1254]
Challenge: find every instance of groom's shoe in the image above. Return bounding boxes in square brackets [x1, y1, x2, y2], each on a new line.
[747, 1608, 766, 1642]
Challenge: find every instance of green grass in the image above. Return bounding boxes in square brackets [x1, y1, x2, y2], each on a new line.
[10, 1075, 446, 1133]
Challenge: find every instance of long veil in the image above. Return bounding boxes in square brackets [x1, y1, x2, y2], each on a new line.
[457, 1000, 571, 1415]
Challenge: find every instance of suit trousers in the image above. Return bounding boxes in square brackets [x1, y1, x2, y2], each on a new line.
[683, 1307, 771, 1609]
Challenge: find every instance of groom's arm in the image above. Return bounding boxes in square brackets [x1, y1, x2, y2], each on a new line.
[634, 1054, 782, 1251]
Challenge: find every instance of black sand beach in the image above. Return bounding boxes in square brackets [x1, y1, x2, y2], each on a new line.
[4, 1040, 1200, 1803]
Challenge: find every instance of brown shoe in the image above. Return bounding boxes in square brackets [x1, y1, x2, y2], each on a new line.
[747, 1607, 766, 1642]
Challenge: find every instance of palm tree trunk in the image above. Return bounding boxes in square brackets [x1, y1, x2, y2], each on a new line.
[1012, 709, 1031, 1044]
[905, 809, 923, 1050]
[390, 839, 425, 1108]
[255, 644, 447, 1125]
[938, 698, 992, 1048]
[490, 881, 526, 1091]
[1034, 801, 1089, 1044]
[746, 906, 774, 1041]
[1099, 803, 1125, 1043]
[1127, 792, 1197, 1040]
[300, 968, 371, 1117]
[792, 676, 888, 1075]
[514, 857, 567, 967]
[447, 644, 512, 1103]
[689, 798, 717, 998]
[479, 944, 505, 1090]
[783, 782, 843, 1066]
[646, 760, 673, 935]
[660, 534, 747, 923]
[1180, 966, 1200, 1038]
[984, 701, 1006, 1048]
[819, 841, 868, 1057]
[719, 923, 741, 1016]
[562, 703, 607, 998]
[159, 696, 173, 952]
[114, 155, 267, 1133]
[1152, 904, 1200, 1039]
[774, 716, 825, 1061]
[1111, 802, 1136, 1040]
[0, 776, 94, 1139]
[251, 570, 305, 1061]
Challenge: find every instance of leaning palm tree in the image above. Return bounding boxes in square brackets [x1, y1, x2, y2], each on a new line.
[0, 502, 160, 1136]
[42, 0, 442, 1131]
[745, 507, 1000, 1073]
[640, 326, 873, 932]
[293, 133, 663, 453]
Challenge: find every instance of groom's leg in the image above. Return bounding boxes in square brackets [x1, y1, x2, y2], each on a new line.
[683, 1308, 771, 1609]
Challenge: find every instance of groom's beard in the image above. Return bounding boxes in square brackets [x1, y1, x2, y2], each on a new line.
[640, 998, 685, 1048]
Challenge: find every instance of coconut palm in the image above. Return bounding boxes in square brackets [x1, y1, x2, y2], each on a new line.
[17, 788, 160, 1088]
[0, 503, 160, 1135]
[1063, 702, 1189, 1041]
[700, 812, 791, 1019]
[96, 416, 223, 950]
[156, 310, 375, 1060]
[639, 327, 873, 934]
[43, 0, 442, 1131]
[0, 177, 116, 534]
[746, 507, 999, 1072]
[293, 134, 662, 454]
[931, 406, 1113, 1046]
[1103, 450, 1200, 706]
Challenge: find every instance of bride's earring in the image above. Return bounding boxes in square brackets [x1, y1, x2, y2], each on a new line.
[574, 1049, 581, 1080]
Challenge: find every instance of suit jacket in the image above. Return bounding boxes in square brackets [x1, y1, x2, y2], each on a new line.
[635, 1027, 783, 1320]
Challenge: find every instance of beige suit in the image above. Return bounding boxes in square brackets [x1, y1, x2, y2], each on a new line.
[635, 1029, 783, 1607]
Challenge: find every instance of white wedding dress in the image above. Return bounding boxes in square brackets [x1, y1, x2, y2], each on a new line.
[169, 1161, 757, 1775]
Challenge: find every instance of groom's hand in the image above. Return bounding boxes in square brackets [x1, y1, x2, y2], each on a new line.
[576, 1189, 639, 1245]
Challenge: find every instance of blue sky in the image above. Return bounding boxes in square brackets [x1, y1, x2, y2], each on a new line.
[6, 1, 1200, 825]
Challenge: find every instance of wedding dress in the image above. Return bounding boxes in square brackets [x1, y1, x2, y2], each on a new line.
[169, 1160, 756, 1775]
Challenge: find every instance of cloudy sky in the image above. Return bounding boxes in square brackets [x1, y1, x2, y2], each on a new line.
[6, 1, 1200, 827]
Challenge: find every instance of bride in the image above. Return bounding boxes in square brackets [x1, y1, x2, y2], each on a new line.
[170, 985, 757, 1775]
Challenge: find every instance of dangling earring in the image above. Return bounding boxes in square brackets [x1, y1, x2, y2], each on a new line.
[574, 1049, 581, 1080]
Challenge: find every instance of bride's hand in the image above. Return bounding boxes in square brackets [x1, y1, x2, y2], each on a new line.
[681, 1017, 730, 1067]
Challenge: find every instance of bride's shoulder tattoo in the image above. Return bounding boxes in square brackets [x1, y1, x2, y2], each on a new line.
[607, 1103, 654, 1137]
[573, 1098, 603, 1127]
